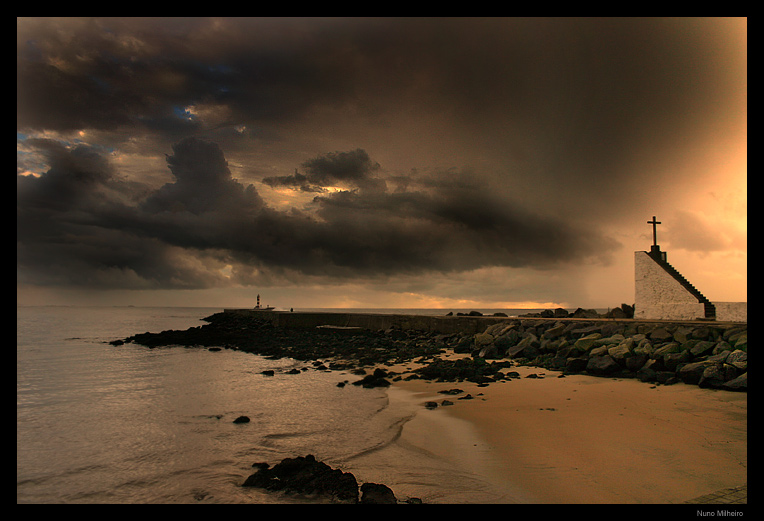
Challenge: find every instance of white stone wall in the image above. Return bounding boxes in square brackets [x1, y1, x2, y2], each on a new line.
[712, 302, 747, 322]
[634, 251, 706, 320]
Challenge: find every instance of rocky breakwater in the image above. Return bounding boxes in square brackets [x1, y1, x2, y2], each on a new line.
[471, 319, 747, 391]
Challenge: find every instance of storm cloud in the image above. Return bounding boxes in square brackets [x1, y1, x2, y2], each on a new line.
[17, 137, 619, 289]
[17, 18, 746, 305]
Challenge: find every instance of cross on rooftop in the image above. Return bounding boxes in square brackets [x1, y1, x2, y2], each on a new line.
[647, 216, 661, 247]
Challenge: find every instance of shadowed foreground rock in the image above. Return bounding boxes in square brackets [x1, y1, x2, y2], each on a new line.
[242, 455, 361, 503]
[242, 455, 410, 504]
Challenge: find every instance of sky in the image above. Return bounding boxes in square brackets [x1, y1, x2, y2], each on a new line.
[17, 17, 747, 309]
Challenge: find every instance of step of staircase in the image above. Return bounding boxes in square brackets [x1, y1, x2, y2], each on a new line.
[648, 253, 716, 319]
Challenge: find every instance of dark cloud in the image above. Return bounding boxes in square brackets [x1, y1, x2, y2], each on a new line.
[16, 18, 746, 302]
[263, 149, 384, 193]
[17, 138, 619, 289]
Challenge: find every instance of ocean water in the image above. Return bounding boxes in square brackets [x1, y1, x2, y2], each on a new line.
[17, 306, 527, 504]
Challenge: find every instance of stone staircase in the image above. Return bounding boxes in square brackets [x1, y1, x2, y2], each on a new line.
[650, 252, 716, 319]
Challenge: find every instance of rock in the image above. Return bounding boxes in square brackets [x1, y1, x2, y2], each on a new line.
[607, 343, 632, 362]
[625, 353, 648, 372]
[712, 340, 732, 355]
[733, 332, 747, 351]
[663, 349, 691, 371]
[478, 344, 500, 359]
[649, 327, 673, 342]
[656, 372, 679, 385]
[636, 364, 658, 383]
[722, 372, 747, 392]
[565, 357, 589, 374]
[586, 355, 620, 376]
[653, 342, 680, 359]
[494, 331, 520, 355]
[474, 332, 494, 348]
[553, 308, 570, 318]
[678, 361, 713, 385]
[691, 326, 712, 340]
[605, 307, 627, 319]
[261, 370, 275, 376]
[723, 327, 745, 342]
[594, 334, 625, 347]
[672, 327, 694, 344]
[508, 334, 539, 358]
[352, 368, 391, 388]
[424, 401, 439, 409]
[633, 339, 654, 357]
[726, 349, 748, 371]
[360, 482, 397, 504]
[453, 335, 474, 354]
[542, 323, 567, 340]
[699, 364, 726, 389]
[690, 340, 716, 357]
[571, 308, 600, 318]
[242, 455, 359, 503]
[385, 328, 408, 340]
[573, 333, 602, 354]
[233, 416, 250, 424]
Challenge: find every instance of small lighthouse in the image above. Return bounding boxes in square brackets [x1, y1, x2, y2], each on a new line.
[254, 294, 275, 311]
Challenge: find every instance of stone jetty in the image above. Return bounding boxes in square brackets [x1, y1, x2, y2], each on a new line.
[112, 308, 746, 392]
[461, 316, 747, 391]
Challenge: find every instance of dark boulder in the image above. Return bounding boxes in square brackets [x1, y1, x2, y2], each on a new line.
[352, 368, 391, 388]
[564, 357, 588, 374]
[360, 483, 397, 504]
[625, 353, 648, 373]
[722, 372, 747, 392]
[689, 340, 716, 357]
[233, 415, 250, 424]
[656, 371, 679, 385]
[678, 361, 712, 385]
[242, 455, 359, 503]
[663, 349, 691, 371]
[586, 355, 620, 376]
[649, 327, 674, 342]
[698, 364, 727, 389]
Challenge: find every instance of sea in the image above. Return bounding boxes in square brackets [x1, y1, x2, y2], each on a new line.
[17, 306, 562, 504]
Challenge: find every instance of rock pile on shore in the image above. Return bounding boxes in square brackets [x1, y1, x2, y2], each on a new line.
[111, 311, 746, 392]
[468, 319, 747, 391]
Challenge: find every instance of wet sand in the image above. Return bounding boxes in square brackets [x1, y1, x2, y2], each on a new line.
[392, 366, 747, 504]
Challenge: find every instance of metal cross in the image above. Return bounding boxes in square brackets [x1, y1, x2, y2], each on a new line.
[647, 216, 661, 246]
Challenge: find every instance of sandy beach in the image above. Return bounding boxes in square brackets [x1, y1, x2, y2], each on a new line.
[392, 365, 747, 504]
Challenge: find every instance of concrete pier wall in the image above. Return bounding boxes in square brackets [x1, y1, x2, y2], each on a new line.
[224, 309, 512, 334]
[223, 308, 746, 335]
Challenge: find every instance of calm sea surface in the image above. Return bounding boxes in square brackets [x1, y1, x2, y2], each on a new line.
[17, 306, 550, 504]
